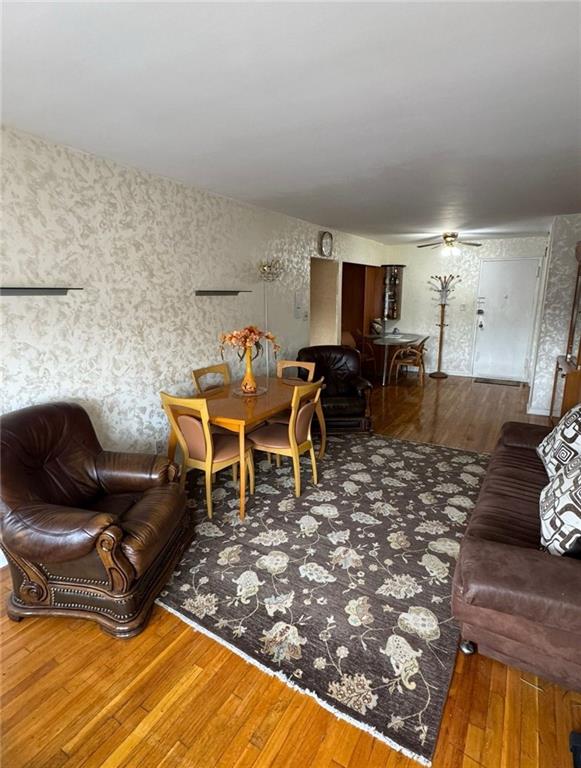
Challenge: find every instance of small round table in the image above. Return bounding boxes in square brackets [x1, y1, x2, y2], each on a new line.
[368, 334, 421, 386]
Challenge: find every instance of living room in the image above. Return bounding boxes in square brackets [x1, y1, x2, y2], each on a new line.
[1, 3, 581, 767]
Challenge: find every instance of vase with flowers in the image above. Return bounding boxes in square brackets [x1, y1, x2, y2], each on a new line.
[220, 325, 281, 394]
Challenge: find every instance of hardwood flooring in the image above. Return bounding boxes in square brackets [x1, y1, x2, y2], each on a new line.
[2, 377, 579, 768]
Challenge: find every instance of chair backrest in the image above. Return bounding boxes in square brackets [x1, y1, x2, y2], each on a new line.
[276, 359, 315, 382]
[297, 345, 361, 397]
[160, 392, 213, 464]
[413, 336, 430, 353]
[0, 402, 103, 510]
[288, 379, 323, 446]
[192, 363, 231, 393]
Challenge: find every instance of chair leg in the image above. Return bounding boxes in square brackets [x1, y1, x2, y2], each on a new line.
[266, 452, 272, 464]
[247, 451, 255, 495]
[275, 454, 281, 468]
[205, 470, 213, 519]
[232, 463, 238, 483]
[212, 473, 216, 483]
[388, 357, 397, 384]
[309, 446, 318, 486]
[292, 455, 301, 497]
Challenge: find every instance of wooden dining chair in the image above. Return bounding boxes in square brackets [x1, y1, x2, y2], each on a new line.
[249, 379, 323, 497]
[276, 359, 316, 382]
[268, 360, 319, 465]
[160, 392, 254, 519]
[192, 363, 231, 393]
[354, 330, 378, 377]
[388, 336, 430, 385]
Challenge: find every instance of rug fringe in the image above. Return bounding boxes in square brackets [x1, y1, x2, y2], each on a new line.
[157, 599, 432, 767]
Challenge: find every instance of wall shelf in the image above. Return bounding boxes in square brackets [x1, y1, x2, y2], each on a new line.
[1, 287, 83, 296]
[194, 290, 252, 296]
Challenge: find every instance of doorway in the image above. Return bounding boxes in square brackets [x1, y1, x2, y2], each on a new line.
[309, 257, 340, 346]
[472, 258, 540, 381]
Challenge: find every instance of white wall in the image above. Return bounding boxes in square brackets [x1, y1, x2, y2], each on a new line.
[529, 214, 581, 414]
[309, 258, 340, 346]
[1, 128, 388, 452]
[379, 237, 548, 376]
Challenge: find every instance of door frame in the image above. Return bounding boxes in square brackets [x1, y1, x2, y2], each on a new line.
[470, 256, 542, 382]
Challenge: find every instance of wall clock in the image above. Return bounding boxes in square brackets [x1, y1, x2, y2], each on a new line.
[319, 231, 333, 258]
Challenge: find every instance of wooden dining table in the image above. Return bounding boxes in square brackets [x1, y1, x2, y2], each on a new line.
[167, 375, 327, 519]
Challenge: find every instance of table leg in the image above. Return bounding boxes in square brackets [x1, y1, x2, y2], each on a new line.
[239, 426, 246, 520]
[382, 345, 389, 386]
[316, 401, 327, 459]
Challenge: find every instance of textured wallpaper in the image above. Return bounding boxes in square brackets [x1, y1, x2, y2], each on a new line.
[529, 214, 581, 414]
[1, 128, 388, 451]
[380, 237, 548, 377]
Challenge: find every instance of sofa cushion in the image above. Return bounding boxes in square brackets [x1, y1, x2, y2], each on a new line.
[321, 397, 366, 417]
[537, 403, 581, 478]
[119, 484, 186, 576]
[540, 454, 581, 557]
[500, 421, 552, 450]
[454, 535, 581, 635]
[465, 441, 547, 548]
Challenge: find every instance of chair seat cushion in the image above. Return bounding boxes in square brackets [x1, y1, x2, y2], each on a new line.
[212, 434, 252, 463]
[248, 423, 290, 450]
[119, 484, 185, 576]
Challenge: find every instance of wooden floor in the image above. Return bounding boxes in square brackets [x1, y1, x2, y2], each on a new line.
[2, 377, 579, 768]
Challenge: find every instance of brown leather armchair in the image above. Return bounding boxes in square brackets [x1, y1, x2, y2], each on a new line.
[0, 402, 191, 637]
[297, 345, 372, 432]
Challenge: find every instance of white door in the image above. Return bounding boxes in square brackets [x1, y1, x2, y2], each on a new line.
[472, 258, 540, 381]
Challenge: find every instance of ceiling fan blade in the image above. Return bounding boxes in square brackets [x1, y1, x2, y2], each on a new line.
[417, 242, 440, 248]
[458, 241, 482, 247]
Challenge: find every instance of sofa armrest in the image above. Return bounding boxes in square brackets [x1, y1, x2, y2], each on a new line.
[1, 504, 115, 563]
[96, 451, 178, 494]
[500, 421, 552, 450]
[353, 376, 373, 397]
[454, 535, 581, 634]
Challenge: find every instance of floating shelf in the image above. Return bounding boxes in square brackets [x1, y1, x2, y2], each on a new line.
[1, 287, 83, 296]
[194, 290, 252, 297]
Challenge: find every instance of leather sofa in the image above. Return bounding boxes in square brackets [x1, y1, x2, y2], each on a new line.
[452, 421, 581, 690]
[297, 345, 372, 432]
[0, 402, 191, 637]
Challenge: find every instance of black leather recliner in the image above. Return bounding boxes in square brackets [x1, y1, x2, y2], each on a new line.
[297, 345, 372, 432]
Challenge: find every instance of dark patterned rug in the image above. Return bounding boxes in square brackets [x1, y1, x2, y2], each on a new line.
[158, 434, 488, 765]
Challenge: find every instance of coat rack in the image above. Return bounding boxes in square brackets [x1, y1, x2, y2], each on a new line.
[428, 274, 461, 379]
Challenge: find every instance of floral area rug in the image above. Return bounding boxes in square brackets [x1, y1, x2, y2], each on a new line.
[158, 434, 488, 765]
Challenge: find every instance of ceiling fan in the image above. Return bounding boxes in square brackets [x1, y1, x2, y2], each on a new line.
[417, 232, 482, 249]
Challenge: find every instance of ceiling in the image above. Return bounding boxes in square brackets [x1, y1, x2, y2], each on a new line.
[3, 2, 580, 244]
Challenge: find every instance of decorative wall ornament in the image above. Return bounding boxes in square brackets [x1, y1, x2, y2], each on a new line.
[428, 274, 461, 380]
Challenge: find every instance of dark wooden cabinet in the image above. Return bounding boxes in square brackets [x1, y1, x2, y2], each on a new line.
[341, 263, 385, 338]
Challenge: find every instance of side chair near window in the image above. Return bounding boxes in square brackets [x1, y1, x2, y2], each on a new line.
[160, 392, 254, 519]
[192, 362, 230, 393]
[248, 379, 323, 497]
[0, 402, 190, 638]
[388, 336, 430, 385]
